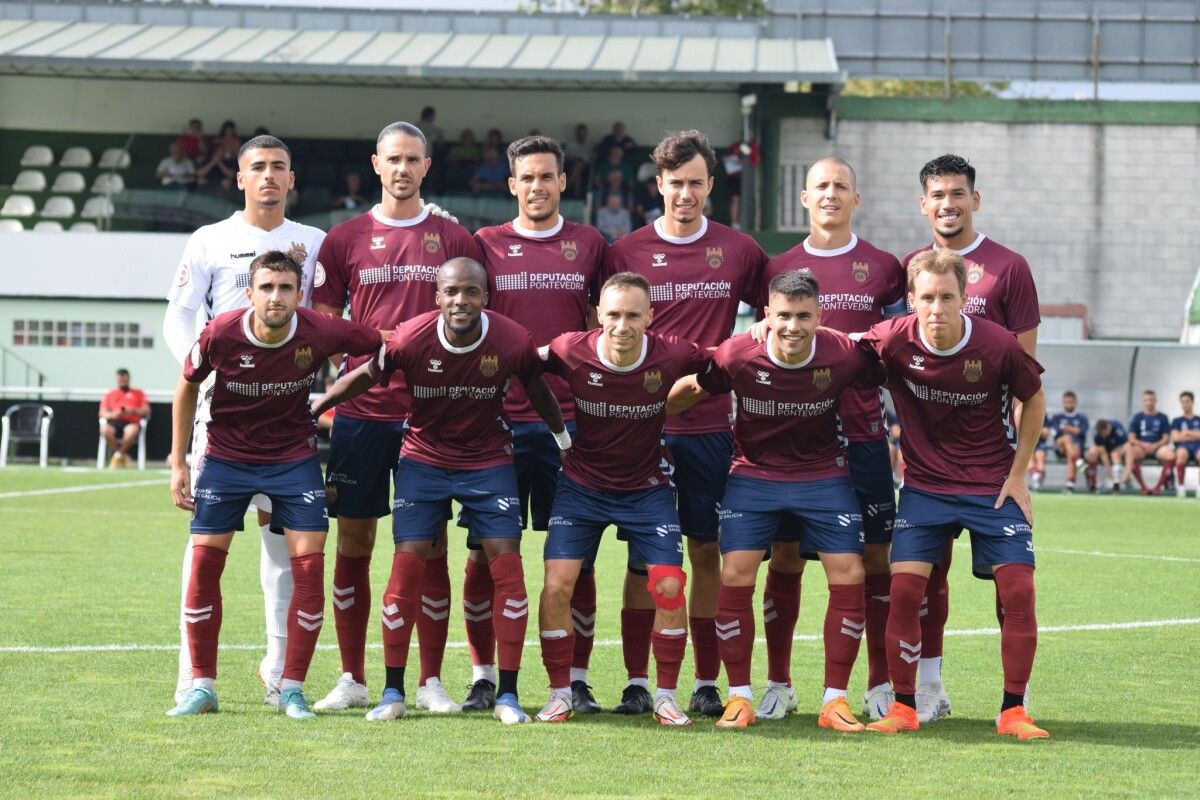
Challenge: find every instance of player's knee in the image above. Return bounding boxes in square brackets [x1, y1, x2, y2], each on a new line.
[647, 565, 687, 611]
[542, 572, 576, 604]
[687, 540, 721, 571]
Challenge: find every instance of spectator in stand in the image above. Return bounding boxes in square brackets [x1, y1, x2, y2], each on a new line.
[599, 145, 634, 188]
[562, 123, 593, 199]
[419, 106, 444, 154]
[448, 128, 481, 164]
[595, 121, 636, 161]
[1166, 390, 1200, 497]
[631, 163, 663, 227]
[1125, 389, 1172, 494]
[196, 120, 241, 190]
[470, 147, 509, 194]
[592, 168, 631, 213]
[175, 118, 210, 162]
[252, 126, 271, 136]
[1050, 390, 1089, 492]
[1086, 418, 1127, 493]
[723, 142, 744, 229]
[331, 172, 368, 210]
[99, 368, 150, 469]
[485, 128, 506, 153]
[594, 190, 632, 243]
[156, 141, 196, 188]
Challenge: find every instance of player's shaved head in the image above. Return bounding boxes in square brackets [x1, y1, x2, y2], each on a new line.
[768, 269, 820, 302]
[437, 257, 487, 289]
[907, 249, 966, 296]
[377, 121, 427, 148]
[806, 156, 856, 189]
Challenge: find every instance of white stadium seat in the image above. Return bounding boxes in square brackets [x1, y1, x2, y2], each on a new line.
[59, 146, 93, 168]
[13, 170, 47, 191]
[19, 145, 53, 167]
[80, 196, 114, 219]
[1, 195, 36, 217]
[51, 171, 87, 194]
[33, 220, 64, 232]
[98, 148, 131, 170]
[91, 173, 125, 193]
[0, 219, 24, 232]
[69, 221, 98, 232]
[41, 196, 76, 219]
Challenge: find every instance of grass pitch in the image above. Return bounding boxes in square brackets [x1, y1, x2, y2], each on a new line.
[0, 467, 1197, 799]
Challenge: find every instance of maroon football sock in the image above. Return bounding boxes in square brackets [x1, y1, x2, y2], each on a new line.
[994, 564, 1037, 696]
[489, 552, 528, 672]
[716, 584, 756, 688]
[864, 572, 892, 688]
[763, 569, 801, 685]
[331, 552, 371, 684]
[1176, 463, 1188, 485]
[652, 628, 687, 692]
[1086, 461, 1098, 490]
[1154, 464, 1171, 490]
[1131, 461, 1146, 490]
[920, 538, 953, 659]
[381, 552, 423, 669]
[824, 583, 866, 691]
[417, 553, 450, 685]
[571, 571, 597, 670]
[185, 545, 227, 679]
[886, 572, 928, 695]
[689, 616, 721, 682]
[282, 552, 324, 682]
[462, 557, 496, 669]
[540, 630, 573, 689]
[621, 607, 655, 680]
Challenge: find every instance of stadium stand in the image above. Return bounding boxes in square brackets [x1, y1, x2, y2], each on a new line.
[0, 218, 22, 232]
[59, 146, 92, 169]
[12, 170, 45, 191]
[41, 196, 76, 219]
[51, 171, 86, 193]
[33, 220, 63, 232]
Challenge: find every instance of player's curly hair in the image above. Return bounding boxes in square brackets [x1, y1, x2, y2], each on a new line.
[248, 250, 303, 286]
[507, 135, 564, 173]
[768, 269, 819, 302]
[919, 153, 976, 191]
[907, 249, 966, 295]
[652, 130, 715, 175]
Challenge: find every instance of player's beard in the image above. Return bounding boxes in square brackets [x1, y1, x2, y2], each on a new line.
[445, 312, 481, 338]
[385, 179, 420, 204]
[259, 308, 294, 329]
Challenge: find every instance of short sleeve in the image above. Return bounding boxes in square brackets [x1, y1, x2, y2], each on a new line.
[696, 358, 732, 396]
[311, 230, 348, 310]
[1004, 342, 1043, 402]
[1003, 255, 1041, 334]
[542, 334, 571, 377]
[376, 328, 406, 388]
[882, 253, 907, 308]
[740, 240, 770, 306]
[856, 320, 889, 360]
[182, 326, 214, 383]
[850, 345, 887, 390]
[338, 318, 384, 358]
[448, 224, 484, 262]
[514, 332, 544, 387]
[166, 231, 210, 310]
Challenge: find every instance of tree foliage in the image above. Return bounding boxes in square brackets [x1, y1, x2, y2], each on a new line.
[538, 0, 768, 15]
[843, 78, 1010, 98]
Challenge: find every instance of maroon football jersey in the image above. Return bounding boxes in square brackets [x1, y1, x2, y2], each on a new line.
[475, 217, 606, 423]
[313, 206, 482, 421]
[543, 329, 710, 493]
[604, 217, 767, 435]
[378, 310, 541, 470]
[858, 314, 1044, 495]
[903, 234, 1040, 334]
[699, 329, 885, 481]
[185, 306, 381, 463]
[764, 234, 904, 442]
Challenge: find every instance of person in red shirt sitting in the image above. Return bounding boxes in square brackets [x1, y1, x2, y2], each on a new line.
[100, 368, 150, 468]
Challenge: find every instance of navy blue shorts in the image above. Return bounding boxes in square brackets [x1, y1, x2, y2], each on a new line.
[1035, 438, 1048, 453]
[325, 415, 407, 519]
[192, 455, 327, 534]
[848, 439, 896, 545]
[1175, 442, 1200, 462]
[718, 474, 863, 556]
[512, 419, 576, 531]
[891, 486, 1035, 580]
[1055, 436, 1085, 455]
[665, 431, 732, 541]
[547, 474, 683, 567]
[392, 458, 521, 543]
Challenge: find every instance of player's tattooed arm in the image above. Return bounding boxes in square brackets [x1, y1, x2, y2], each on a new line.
[169, 376, 201, 511]
[667, 375, 708, 415]
[997, 387, 1046, 524]
[312, 360, 379, 417]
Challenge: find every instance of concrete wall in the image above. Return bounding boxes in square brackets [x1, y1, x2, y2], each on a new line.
[777, 117, 1200, 340]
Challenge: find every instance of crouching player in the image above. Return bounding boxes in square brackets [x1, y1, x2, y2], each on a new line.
[315, 257, 567, 725]
[669, 270, 884, 731]
[167, 250, 382, 719]
[858, 249, 1049, 739]
[535, 272, 711, 726]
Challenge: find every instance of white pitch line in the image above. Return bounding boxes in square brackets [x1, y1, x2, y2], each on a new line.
[954, 541, 1199, 564]
[0, 478, 164, 500]
[2, 617, 1196, 654]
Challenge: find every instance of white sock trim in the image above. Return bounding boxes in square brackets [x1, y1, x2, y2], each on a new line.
[694, 679, 717, 690]
[472, 665, 496, 684]
[280, 678, 303, 692]
[627, 677, 650, 690]
[918, 656, 942, 685]
[570, 667, 589, 684]
[728, 685, 753, 701]
[822, 687, 847, 705]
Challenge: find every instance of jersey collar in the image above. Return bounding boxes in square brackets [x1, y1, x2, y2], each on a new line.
[371, 204, 430, 228]
[436, 311, 490, 354]
[596, 333, 648, 373]
[802, 233, 858, 258]
[932, 231, 986, 257]
[241, 308, 298, 349]
[917, 311, 972, 357]
[512, 215, 564, 239]
[653, 216, 708, 245]
[765, 330, 817, 369]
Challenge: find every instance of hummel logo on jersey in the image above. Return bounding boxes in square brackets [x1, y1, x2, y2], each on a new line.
[756, 370, 771, 385]
[239, 354, 255, 369]
[651, 253, 668, 267]
[508, 243, 524, 257]
[230, 251, 255, 259]
[428, 358, 443, 373]
[370, 235, 386, 250]
[910, 355, 925, 371]
[588, 371, 603, 387]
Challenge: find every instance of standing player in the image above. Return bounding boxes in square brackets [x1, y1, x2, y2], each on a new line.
[464, 135, 607, 713]
[1167, 391, 1200, 497]
[1085, 418, 1127, 493]
[1049, 391, 1089, 492]
[604, 130, 767, 717]
[162, 134, 325, 706]
[166, 251, 381, 719]
[311, 122, 482, 714]
[534, 272, 710, 726]
[902, 154, 1041, 723]
[860, 249, 1049, 739]
[756, 157, 905, 721]
[670, 270, 884, 731]
[315, 258, 567, 725]
[1125, 390, 1172, 495]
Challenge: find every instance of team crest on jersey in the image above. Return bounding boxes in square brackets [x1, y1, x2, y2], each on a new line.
[705, 247, 724, 269]
[851, 260, 870, 284]
[651, 253, 668, 268]
[479, 355, 499, 377]
[967, 261, 985, 284]
[424, 232, 442, 254]
[963, 359, 983, 383]
[313, 262, 326, 288]
[287, 242, 308, 264]
[293, 346, 314, 370]
[812, 367, 832, 391]
[644, 370, 663, 393]
[560, 240, 578, 261]
[175, 264, 190, 287]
